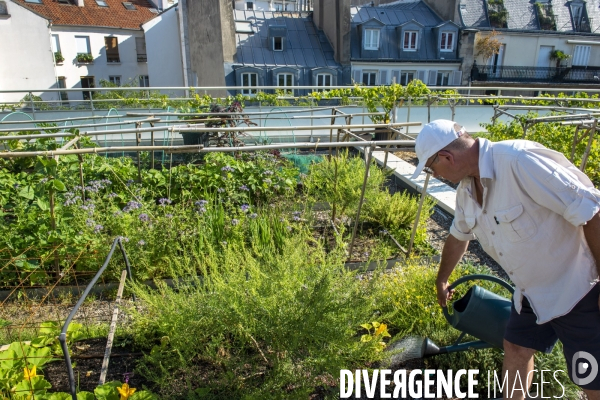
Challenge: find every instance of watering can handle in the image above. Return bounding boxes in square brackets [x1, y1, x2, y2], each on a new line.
[442, 274, 514, 321]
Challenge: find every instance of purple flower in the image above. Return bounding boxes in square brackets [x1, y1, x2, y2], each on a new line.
[249, 213, 258, 219]
[221, 165, 234, 172]
[93, 224, 103, 234]
[195, 200, 208, 207]
[239, 185, 249, 191]
[118, 236, 130, 243]
[113, 210, 123, 217]
[139, 213, 150, 223]
[64, 196, 81, 206]
[273, 184, 280, 190]
[221, 241, 227, 246]
[126, 179, 135, 186]
[263, 170, 274, 176]
[108, 192, 118, 198]
[40, 178, 49, 184]
[86, 219, 95, 227]
[293, 216, 301, 222]
[123, 201, 142, 212]
[138, 240, 146, 246]
[166, 213, 173, 218]
[264, 178, 272, 185]
[241, 204, 250, 213]
[217, 188, 225, 193]
[286, 226, 292, 232]
[231, 219, 239, 226]
[159, 198, 172, 206]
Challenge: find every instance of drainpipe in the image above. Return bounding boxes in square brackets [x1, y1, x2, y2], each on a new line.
[177, 0, 191, 95]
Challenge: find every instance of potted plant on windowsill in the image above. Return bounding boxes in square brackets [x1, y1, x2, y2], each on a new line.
[550, 50, 571, 68]
[54, 52, 64, 64]
[76, 53, 94, 64]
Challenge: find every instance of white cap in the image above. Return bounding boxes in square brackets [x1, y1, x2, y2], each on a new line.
[411, 120, 465, 180]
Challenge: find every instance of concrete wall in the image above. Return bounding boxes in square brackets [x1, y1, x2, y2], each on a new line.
[143, 6, 185, 95]
[0, 2, 56, 102]
[459, 30, 477, 85]
[474, 31, 600, 68]
[313, 0, 351, 65]
[51, 26, 149, 102]
[186, 0, 236, 95]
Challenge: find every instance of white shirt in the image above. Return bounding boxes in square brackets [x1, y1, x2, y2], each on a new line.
[450, 138, 600, 324]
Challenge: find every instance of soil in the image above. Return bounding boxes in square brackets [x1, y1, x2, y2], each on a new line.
[44, 337, 150, 393]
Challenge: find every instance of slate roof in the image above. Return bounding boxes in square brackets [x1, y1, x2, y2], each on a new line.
[13, 0, 157, 29]
[459, 0, 600, 33]
[350, 2, 456, 61]
[233, 10, 339, 68]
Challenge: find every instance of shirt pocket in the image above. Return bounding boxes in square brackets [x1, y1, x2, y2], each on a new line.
[465, 215, 489, 246]
[495, 203, 537, 243]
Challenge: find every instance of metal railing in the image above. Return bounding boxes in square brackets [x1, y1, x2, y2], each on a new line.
[472, 65, 600, 84]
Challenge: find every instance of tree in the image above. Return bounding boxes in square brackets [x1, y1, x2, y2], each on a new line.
[475, 30, 503, 65]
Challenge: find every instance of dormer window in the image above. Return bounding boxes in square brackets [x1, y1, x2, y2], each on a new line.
[364, 29, 380, 50]
[403, 31, 418, 51]
[440, 31, 454, 52]
[273, 37, 283, 51]
[122, 1, 136, 10]
[246, 1, 253, 10]
[569, 1, 588, 31]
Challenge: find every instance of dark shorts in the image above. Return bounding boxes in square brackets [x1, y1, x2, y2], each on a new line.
[504, 283, 600, 390]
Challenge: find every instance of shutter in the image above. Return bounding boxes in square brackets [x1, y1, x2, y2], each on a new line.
[451, 71, 463, 86]
[380, 70, 388, 85]
[391, 70, 400, 84]
[428, 70, 437, 86]
[573, 45, 590, 66]
[353, 69, 361, 84]
[136, 37, 147, 61]
[417, 70, 426, 83]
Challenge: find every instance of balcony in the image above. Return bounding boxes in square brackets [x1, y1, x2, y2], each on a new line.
[471, 65, 600, 84]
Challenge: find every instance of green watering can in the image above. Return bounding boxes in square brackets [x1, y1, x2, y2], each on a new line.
[420, 274, 514, 358]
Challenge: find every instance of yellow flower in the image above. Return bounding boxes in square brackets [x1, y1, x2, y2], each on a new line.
[23, 365, 37, 380]
[374, 323, 387, 336]
[117, 383, 136, 400]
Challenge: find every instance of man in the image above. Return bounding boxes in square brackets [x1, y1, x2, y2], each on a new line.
[411, 120, 600, 399]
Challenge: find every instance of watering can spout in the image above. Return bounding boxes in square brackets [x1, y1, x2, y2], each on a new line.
[443, 274, 514, 350]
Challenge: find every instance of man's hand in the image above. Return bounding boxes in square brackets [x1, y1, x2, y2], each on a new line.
[436, 280, 455, 307]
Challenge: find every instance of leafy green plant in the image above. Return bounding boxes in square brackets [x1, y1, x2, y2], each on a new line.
[76, 53, 94, 63]
[54, 52, 65, 64]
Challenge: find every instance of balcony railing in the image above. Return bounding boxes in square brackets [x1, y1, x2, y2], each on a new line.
[472, 65, 600, 84]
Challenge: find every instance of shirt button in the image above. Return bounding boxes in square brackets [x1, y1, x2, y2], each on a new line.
[509, 271, 513, 275]
[499, 252, 503, 256]
[521, 288, 526, 292]
[491, 231, 495, 235]
[571, 185, 576, 190]
[483, 210, 487, 214]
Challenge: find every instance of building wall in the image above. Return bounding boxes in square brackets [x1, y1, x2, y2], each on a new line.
[351, 62, 462, 86]
[187, 0, 236, 95]
[234, 0, 298, 11]
[143, 6, 185, 95]
[0, 2, 56, 102]
[313, 0, 351, 64]
[474, 31, 600, 68]
[51, 26, 149, 102]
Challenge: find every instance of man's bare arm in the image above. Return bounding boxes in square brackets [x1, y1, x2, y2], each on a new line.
[436, 234, 470, 307]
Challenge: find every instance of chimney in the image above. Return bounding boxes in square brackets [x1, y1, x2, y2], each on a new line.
[76, 0, 84, 6]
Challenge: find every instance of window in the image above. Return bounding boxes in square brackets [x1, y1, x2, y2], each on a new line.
[403, 31, 418, 51]
[362, 71, 377, 86]
[109, 76, 121, 86]
[316, 73, 332, 90]
[57, 0, 71, 4]
[241, 73, 258, 95]
[273, 3, 283, 11]
[95, 0, 108, 6]
[246, 1, 253, 10]
[0, 1, 8, 15]
[122, 1, 136, 10]
[104, 37, 120, 63]
[571, 3, 583, 31]
[573, 45, 591, 66]
[51, 34, 61, 53]
[76, 36, 91, 55]
[136, 37, 147, 62]
[139, 75, 150, 87]
[57, 77, 69, 104]
[436, 71, 451, 86]
[277, 73, 293, 95]
[80, 76, 95, 101]
[273, 37, 283, 51]
[363, 29, 380, 50]
[400, 71, 414, 85]
[440, 32, 454, 51]
[24, 0, 42, 3]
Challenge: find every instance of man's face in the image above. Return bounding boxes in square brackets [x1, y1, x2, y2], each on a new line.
[424, 151, 465, 184]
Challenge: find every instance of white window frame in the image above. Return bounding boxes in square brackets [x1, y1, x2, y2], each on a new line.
[51, 34, 61, 53]
[273, 37, 283, 51]
[139, 75, 150, 87]
[277, 73, 294, 95]
[436, 71, 451, 86]
[440, 31, 454, 52]
[400, 71, 415, 85]
[315, 73, 333, 92]
[403, 31, 418, 51]
[363, 29, 380, 50]
[108, 76, 121, 86]
[25, 0, 42, 3]
[362, 71, 377, 86]
[241, 72, 258, 95]
[75, 36, 91, 55]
